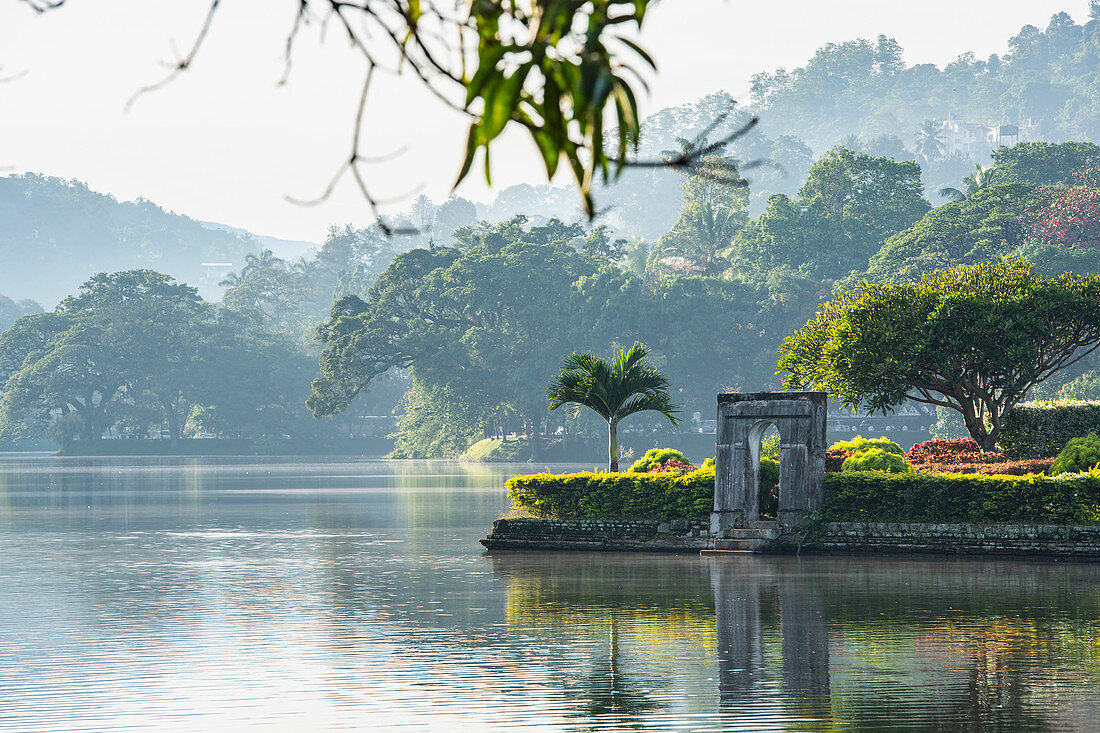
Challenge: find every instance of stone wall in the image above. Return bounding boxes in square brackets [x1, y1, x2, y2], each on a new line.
[482, 518, 1100, 558]
[480, 518, 711, 552]
[803, 522, 1100, 557]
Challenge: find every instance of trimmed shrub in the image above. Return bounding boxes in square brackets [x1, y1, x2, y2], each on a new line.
[649, 457, 698, 474]
[508, 468, 1100, 524]
[907, 438, 980, 462]
[629, 448, 692, 473]
[906, 438, 1013, 468]
[507, 468, 715, 520]
[841, 447, 913, 473]
[701, 457, 715, 469]
[821, 471, 1100, 525]
[830, 435, 904, 456]
[1050, 433, 1100, 475]
[916, 458, 1055, 476]
[825, 448, 851, 473]
[999, 400, 1100, 459]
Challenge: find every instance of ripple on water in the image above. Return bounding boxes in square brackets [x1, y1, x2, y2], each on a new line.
[0, 457, 1098, 731]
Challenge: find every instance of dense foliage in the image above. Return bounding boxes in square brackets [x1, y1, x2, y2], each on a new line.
[819, 471, 1100, 525]
[307, 216, 800, 457]
[1050, 433, 1100, 475]
[0, 270, 337, 447]
[780, 259, 1100, 449]
[507, 468, 715, 521]
[841, 448, 912, 474]
[831, 436, 903, 456]
[629, 448, 692, 473]
[507, 465, 1100, 524]
[998, 400, 1100, 458]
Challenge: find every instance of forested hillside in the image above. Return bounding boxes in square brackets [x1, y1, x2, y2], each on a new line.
[0, 174, 259, 305]
[486, 11, 1100, 239]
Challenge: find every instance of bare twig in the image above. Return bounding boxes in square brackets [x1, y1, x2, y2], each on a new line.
[17, 0, 66, 12]
[626, 112, 760, 186]
[125, 0, 221, 112]
[0, 65, 28, 83]
[278, 0, 310, 86]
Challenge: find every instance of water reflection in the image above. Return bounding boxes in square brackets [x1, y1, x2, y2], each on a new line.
[492, 553, 1100, 730]
[0, 456, 1098, 731]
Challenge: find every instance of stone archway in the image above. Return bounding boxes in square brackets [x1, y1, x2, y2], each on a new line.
[711, 392, 827, 533]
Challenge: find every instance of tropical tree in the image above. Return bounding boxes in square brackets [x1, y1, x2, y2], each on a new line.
[547, 343, 680, 472]
[939, 163, 1000, 201]
[656, 155, 749, 274]
[778, 258, 1100, 449]
[915, 119, 945, 162]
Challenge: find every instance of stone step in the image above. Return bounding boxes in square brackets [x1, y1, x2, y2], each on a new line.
[707, 538, 775, 552]
[720, 528, 780, 540]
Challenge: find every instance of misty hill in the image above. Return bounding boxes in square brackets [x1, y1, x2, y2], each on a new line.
[0, 174, 293, 306]
[476, 11, 1100, 241]
[199, 221, 318, 261]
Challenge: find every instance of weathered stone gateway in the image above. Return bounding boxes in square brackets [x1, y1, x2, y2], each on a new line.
[712, 391, 827, 535]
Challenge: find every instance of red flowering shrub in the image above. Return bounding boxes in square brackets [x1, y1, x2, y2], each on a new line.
[909, 438, 1018, 467]
[1030, 185, 1100, 249]
[825, 448, 851, 473]
[648, 457, 698, 474]
[906, 438, 981, 464]
[914, 458, 1055, 476]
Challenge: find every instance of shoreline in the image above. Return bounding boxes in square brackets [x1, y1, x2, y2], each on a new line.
[481, 518, 1100, 559]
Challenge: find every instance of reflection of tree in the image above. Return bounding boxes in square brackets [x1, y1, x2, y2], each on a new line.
[494, 553, 715, 728]
[568, 615, 662, 730]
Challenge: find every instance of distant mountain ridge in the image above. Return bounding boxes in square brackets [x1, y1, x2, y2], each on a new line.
[0, 174, 316, 306]
[199, 221, 318, 261]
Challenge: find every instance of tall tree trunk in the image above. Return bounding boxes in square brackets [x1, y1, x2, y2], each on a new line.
[960, 399, 996, 450]
[528, 416, 541, 462]
[608, 419, 619, 472]
[162, 396, 180, 449]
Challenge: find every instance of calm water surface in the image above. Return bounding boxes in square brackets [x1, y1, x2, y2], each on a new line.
[0, 455, 1098, 731]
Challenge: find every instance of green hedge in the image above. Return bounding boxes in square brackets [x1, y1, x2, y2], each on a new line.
[999, 400, 1100, 459]
[507, 469, 715, 520]
[1050, 433, 1100, 475]
[820, 471, 1100, 525]
[508, 468, 1100, 525]
[841, 447, 912, 473]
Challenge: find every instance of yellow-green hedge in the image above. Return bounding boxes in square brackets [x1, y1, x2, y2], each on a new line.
[507, 468, 1100, 524]
[507, 468, 715, 520]
[820, 471, 1100, 524]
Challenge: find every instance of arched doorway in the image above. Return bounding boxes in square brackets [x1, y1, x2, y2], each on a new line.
[712, 391, 827, 533]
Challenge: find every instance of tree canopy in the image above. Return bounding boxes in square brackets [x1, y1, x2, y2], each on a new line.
[778, 258, 1100, 449]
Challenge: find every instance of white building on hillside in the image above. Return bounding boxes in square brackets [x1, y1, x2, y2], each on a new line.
[941, 115, 1029, 158]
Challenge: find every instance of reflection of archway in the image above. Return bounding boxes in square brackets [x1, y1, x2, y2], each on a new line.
[713, 392, 827, 533]
[710, 558, 831, 720]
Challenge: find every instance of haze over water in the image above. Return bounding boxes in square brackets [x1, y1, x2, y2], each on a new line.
[0, 455, 1097, 731]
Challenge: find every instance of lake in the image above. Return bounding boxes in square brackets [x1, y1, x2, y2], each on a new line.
[0, 455, 1097, 731]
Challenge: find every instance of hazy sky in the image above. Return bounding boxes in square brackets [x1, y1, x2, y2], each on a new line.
[0, 0, 1092, 243]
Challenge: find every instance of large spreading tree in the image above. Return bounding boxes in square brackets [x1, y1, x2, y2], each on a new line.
[778, 258, 1100, 450]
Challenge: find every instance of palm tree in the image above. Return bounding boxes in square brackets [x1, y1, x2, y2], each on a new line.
[841, 134, 863, 152]
[939, 162, 999, 201]
[547, 343, 680, 472]
[915, 119, 945, 163]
